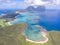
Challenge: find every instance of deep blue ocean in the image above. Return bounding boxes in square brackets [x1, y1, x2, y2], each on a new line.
[38, 10, 60, 31]
[0, 9, 60, 31]
[39, 10, 60, 31]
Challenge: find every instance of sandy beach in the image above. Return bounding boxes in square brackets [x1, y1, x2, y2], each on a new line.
[7, 22, 48, 44]
[26, 32, 48, 44]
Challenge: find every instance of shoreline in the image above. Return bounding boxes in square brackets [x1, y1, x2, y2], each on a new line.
[7, 22, 49, 44]
[7, 22, 12, 25]
[26, 32, 48, 44]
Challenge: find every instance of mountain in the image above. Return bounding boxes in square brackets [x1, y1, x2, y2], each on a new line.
[26, 6, 45, 12]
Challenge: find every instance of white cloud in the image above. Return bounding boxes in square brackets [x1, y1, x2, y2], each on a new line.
[0, 0, 60, 9]
[24, 0, 49, 6]
[33, 0, 49, 5]
[24, 0, 60, 9]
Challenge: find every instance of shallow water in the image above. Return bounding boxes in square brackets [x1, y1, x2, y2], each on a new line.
[24, 25, 45, 41]
[0, 9, 60, 41]
[10, 12, 47, 41]
[10, 10, 60, 31]
[0, 9, 60, 31]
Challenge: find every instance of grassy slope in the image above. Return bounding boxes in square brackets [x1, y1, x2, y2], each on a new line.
[46, 31, 60, 45]
[0, 19, 9, 27]
[0, 24, 60, 45]
[26, 31, 60, 45]
[0, 23, 26, 45]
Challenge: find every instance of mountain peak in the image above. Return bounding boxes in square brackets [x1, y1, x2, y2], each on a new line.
[26, 6, 45, 12]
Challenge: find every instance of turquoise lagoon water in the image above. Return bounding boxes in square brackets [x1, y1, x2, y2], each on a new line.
[10, 12, 45, 41]
[9, 11, 60, 41]
[0, 9, 60, 41]
[0, 10, 60, 31]
[10, 12, 40, 25]
[25, 25, 45, 41]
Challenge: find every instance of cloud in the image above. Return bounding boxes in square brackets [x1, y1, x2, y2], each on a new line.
[0, 0, 60, 9]
[24, 0, 49, 6]
[24, 0, 60, 9]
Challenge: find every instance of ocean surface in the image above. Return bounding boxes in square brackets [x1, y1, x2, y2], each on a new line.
[0, 9, 60, 31]
[25, 25, 45, 41]
[38, 10, 60, 31]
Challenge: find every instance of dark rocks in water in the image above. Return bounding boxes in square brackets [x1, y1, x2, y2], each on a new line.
[26, 6, 45, 12]
[0, 12, 20, 19]
[5, 18, 15, 22]
[0, 11, 20, 22]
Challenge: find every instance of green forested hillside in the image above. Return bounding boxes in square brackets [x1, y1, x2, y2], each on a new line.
[0, 23, 60, 45]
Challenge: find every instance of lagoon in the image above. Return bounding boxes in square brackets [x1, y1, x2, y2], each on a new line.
[0, 9, 60, 31]
[10, 10, 60, 31]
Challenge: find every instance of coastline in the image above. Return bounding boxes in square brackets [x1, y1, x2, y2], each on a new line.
[7, 22, 49, 44]
[26, 32, 48, 43]
[7, 22, 12, 25]
[24, 25, 49, 44]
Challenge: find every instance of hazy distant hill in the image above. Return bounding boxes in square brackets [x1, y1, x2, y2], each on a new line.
[26, 6, 45, 12]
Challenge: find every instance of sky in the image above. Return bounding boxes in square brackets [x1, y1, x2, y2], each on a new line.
[0, 0, 60, 9]
[0, 0, 25, 9]
[24, 0, 60, 9]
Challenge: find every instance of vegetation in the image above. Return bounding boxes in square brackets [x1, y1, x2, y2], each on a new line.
[0, 23, 27, 45]
[46, 31, 60, 45]
[25, 31, 60, 45]
[0, 23, 60, 45]
[0, 19, 9, 27]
